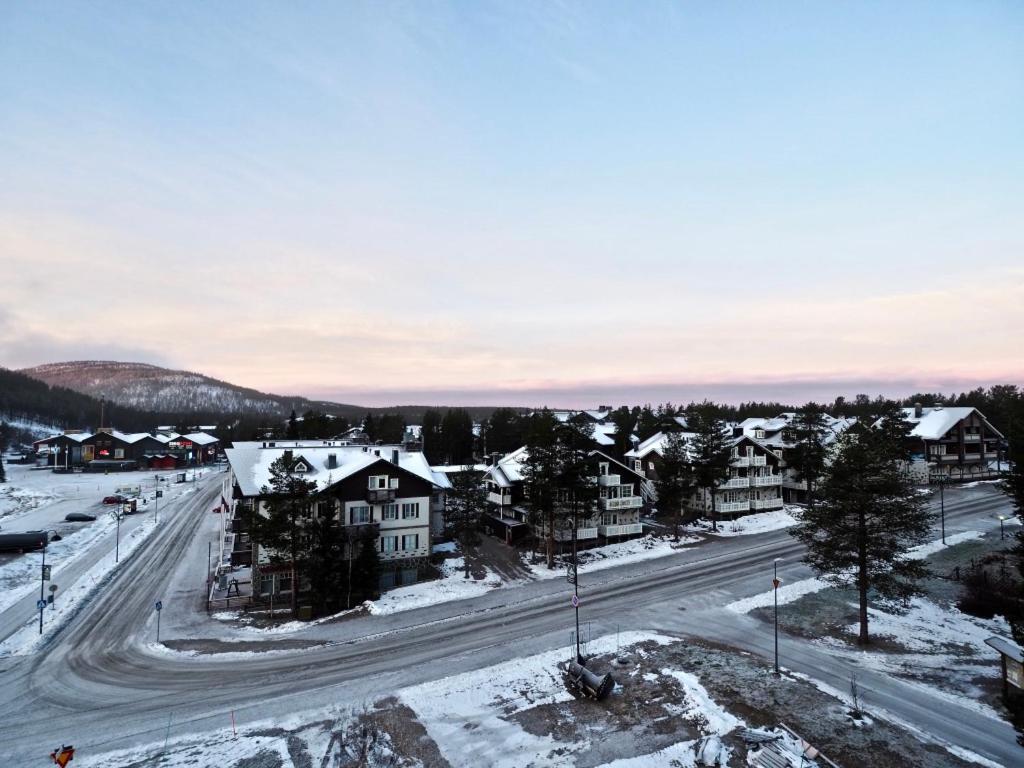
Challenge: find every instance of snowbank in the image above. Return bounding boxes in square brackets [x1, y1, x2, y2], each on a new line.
[522, 534, 699, 581]
[687, 508, 800, 537]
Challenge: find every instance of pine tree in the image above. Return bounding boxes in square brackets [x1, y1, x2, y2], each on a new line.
[655, 431, 694, 541]
[286, 409, 299, 439]
[481, 408, 524, 456]
[444, 469, 487, 578]
[791, 402, 934, 645]
[523, 410, 561, 567]
[251, 455, 318, 618]
[999, 392, 1024, 644]
[0, 420, 7, 483]
[686, 402, 732, 533]
[782, 402, 832, 510]
[441, 408, 475, 464]
[557, 416, 598, 555]
[422, 409, 444, 464]
[350, 536, 381, 601]
[307, 514, 346, 616]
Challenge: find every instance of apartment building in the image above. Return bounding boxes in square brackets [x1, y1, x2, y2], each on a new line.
[225, 440, 448, 595]
[901, 405, 1005, 482]
[687, 436, 785, 517]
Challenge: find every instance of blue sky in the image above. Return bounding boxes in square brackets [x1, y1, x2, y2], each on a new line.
[1, 2, 1022, 406]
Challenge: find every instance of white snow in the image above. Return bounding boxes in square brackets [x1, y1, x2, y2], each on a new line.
[522, 534, 700, 580]
[687, 508, 800, 537]
[367, 557, 504, 616]
[846, 597, 1009, 654]
[0, 517, 159, 656]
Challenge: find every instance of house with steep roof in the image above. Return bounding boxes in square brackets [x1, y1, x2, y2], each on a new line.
[899, 405, 1005, 482]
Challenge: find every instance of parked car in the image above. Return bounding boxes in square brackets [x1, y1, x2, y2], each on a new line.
[102, 494, 127, 505]
[65, 512, 97, 522]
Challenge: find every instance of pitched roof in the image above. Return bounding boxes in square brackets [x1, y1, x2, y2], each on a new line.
[899, 406, 1003, 440]
[226, 442, 443, 497]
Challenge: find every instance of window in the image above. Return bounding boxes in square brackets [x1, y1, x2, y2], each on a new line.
[599, 462, 609, 476]
[380, 536, 398, 553]
[350, 506, 371, 524]
[755, 429, 765, 439]
[402, 534, 419, 551]
[368, 475, 388, 489]
[648, 461, 655, 470]
[382, 504, 399, 520]
[402, 503, 419, 519]
[633, 460, 642, 473]
[114, 448, 125, 459]
[621, 485, 632, 497]
[294, 461, 308, 473]
[388, 477, 400, 489]
[317, 501, 334, 518]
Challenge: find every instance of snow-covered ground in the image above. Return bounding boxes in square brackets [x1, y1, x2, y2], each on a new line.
[686, 507, 800, 537]
[725, 531, 984, 614]
[0, 516, 158, 656]
[369, 556, 505, 615]
[522, 534, 700, 581]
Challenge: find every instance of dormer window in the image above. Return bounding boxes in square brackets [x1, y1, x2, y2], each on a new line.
[755, 429, 765, 439]
[293, 461, 308, 473]
[599, 462, 610, 476]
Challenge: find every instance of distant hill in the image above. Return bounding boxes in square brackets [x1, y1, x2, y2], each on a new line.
[17, 361, 500, 424]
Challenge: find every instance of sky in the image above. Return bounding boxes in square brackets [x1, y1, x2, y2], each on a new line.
[1, 1, 1022, 408]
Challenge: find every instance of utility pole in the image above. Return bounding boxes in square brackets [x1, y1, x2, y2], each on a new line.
[773, 558, 783, 675]
[39, 538, 47, 634]
[109, 507, 123, 562]
[572, 503, 581, 663]
[939, 476, 946, 545]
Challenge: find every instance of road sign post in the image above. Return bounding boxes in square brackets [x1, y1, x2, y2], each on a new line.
[49, 584, 58, 609]
[155, 600, 163, 642]
[773, 557, 784, 675]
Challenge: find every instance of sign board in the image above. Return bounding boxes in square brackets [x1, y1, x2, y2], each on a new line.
[155, 600, 163, 612]
[37, 599, 47, 610]
[1008, 657, 1024, 690]
[155, 490, 163, 498]
[49, 584, 58, 593]
[571, 594, 580, 608]
[116, 486, 141, 497]
[42, 564, 52, 581]
[772, 578, 781, 589]
[50, 745, 75, 767]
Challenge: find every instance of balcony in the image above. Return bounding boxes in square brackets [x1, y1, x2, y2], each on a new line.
[750, 456, 767, 466]
[720, 477, 748, 490]
[732, 456, 750, 467]
[751, 497, 784, 510]
[554, 527, 598, 542]
[599, 523, 643, 537]
[750, 475, 782, 487]
[487, 491, 512, 506]
[600, 496, 643, 511]
[367, 488, 397, 504]
[718, 500, 750, 514]
[597, 474, 621, 487]
[964, 434, 981, 442]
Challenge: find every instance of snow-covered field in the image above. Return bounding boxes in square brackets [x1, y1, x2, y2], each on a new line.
[522, 534, 700, 581]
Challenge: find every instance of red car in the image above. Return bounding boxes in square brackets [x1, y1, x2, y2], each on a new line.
[102, 494, 127, 505]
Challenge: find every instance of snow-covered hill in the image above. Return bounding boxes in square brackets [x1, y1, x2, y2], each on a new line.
[20, 361, 311, 417]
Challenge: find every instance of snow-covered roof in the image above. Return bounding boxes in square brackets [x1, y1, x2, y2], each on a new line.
[899, 406, 1002, 440]
[183, 432, 219, 445]
[226, 443, 444, 497]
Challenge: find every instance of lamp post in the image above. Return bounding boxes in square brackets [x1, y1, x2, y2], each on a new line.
[998, 515, 1006, 541]
[109, 506, 124, 562]
[39, 530, 63, 634]
[773, 557, 783, 675]
[939, 475, 946, 545]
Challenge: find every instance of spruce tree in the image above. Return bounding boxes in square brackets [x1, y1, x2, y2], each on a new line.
[0, 421, 7, 483]
[286, 409, 299, 439]
[351, 536, 381, 601]
[307, 513, 345, 615]
[999, 392, 1024, 644]
[791, 402, 933, 645]
[444, 469, 487, 578]
[686, 402, 732, 532]
[251, 455, 318, 618]
[782, 402, 832, 510]
[422, 409, 444, 464]
[655, 431, 695, 541]
[481, 408, 524, 456]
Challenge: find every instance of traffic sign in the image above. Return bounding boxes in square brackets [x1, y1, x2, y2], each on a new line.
[49, 584, 58, 593]
[37, 599, 47, 610]
[155, 600, 163, 612]
[156, 490, 163, 498]
[41, 564, 52, 581]
[772, 578, 781, 589]
[571, 594, 580, 608]
[50, 744, 75, 766]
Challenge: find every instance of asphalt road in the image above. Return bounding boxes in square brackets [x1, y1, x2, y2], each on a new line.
[0, 483, 1018, 766]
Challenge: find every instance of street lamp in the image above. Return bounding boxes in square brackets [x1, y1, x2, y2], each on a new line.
[938, 475, 946, 545]
[773, 557, 783, 675]
[998, 515, 1006, 541]
[39, 530, 63, 634]
[109, 506, 125, 562]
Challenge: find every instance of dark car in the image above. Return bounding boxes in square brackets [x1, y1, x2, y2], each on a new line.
[65, 512, 97, 522]
[102, 494, 127, 505]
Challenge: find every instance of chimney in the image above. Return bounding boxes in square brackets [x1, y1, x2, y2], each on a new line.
[490, 452, 501, 467]
[914, 402, 923, 418]
[327, 453, 337, 469]
[392, 449, 399, 464]
[283, 449, 293, 463]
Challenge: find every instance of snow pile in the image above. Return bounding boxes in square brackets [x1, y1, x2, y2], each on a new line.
[663, 668, 743, 734]
[908, 530, 983, 559]
[688, 508, 800, 537]
[0, 483, 59, 521]
[522, 534, 699, 581]
[367, 557, 504, 616]
[0, 518, 158, 656]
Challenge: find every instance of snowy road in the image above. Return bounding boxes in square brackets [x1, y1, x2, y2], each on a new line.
[0, 483, 1018, 765]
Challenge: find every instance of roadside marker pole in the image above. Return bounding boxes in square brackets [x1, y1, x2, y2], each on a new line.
[230, 710, 237, 737]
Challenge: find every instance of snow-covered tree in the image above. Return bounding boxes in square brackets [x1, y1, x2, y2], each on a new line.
[655, 431, 695, 541]
[686, 402, 732, 533]
[782, 402, 832, 510]
[444, 469, 487, 578]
